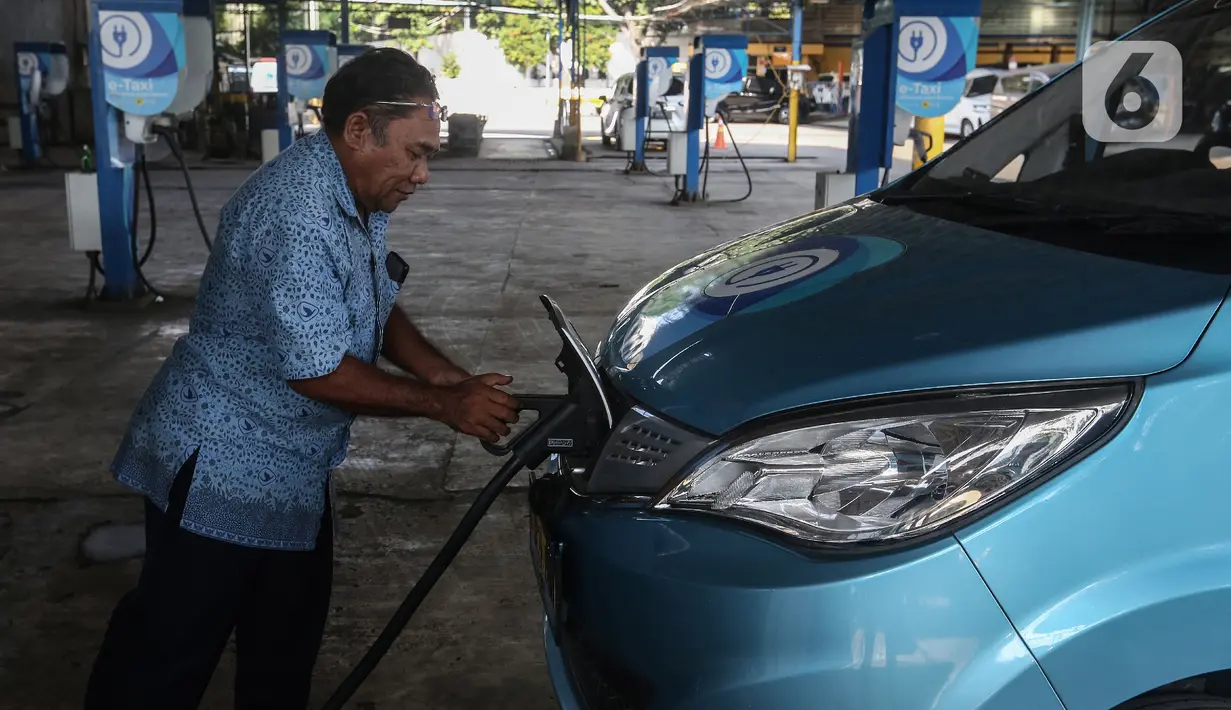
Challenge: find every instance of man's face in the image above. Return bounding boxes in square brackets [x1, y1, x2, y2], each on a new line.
[348, 106, 441, 214]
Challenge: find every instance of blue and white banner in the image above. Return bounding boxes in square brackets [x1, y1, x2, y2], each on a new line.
[895, 16, 979, 117]
[286, 43, 330, 101]
[337, 44, 368, 68]
[98, 10, 185, 116]
[703, 47, 747, 102]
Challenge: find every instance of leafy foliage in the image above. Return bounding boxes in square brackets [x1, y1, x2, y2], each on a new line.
[474, 0, 621, 73]
[441, 52, 462, 78]
[213, 3, 434, 61]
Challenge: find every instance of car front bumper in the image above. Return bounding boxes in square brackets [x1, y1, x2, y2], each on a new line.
[533, 481, 1064, 710]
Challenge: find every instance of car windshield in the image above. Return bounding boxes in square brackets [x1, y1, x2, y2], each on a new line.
[889, 0, 1231, 221]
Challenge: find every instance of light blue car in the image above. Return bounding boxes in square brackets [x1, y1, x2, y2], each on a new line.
[529, 2, 1231, 709]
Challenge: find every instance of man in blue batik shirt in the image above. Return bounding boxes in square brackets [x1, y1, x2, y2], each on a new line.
[84, 49, 520, 710]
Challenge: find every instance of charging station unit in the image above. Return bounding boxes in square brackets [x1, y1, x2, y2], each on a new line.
[73, 0, 214, 301]
[844, 0, 982, 196]
[266, 29, 336, 161]
[11, 42, 69, 166]
[676, 34, 748, 203]
[337, 43, 369, 69]
[627, 46, 678, 172]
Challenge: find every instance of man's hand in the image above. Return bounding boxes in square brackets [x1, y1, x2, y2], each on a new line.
[435, 373, 520, 443]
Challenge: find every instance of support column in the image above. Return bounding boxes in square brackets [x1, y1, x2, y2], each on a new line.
[1076, 0, 1097, 61]
[88, 1, 140, 300]
[787, 0, 803, 163]
[340, 0, 349, 43]
[276, 0, 290, 150]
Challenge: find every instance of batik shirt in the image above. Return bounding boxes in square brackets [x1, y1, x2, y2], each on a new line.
[111, 130, 400, 550]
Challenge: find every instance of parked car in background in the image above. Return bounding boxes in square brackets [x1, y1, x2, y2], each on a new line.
[716, 73, 810, 124]
[989, 62, 1069, 117]
[599, 71, 686, 148]
[808, 71, 850, 114]
[944, 68, 1001, 137]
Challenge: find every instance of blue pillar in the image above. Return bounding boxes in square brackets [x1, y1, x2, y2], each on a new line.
[684, 34, 748, 201]
[845, 0, 983, 196]
[88, 3, 140, 300]
[633, 47, 679, 170]
[277, 12, 291, 151]
[792, 1, 803, 62]
[341, 0, 350, 44]
[684, 51, 703, 199]
[846, 20, 895, 194]
[634, 59, 649, 164]
[14, 44, 49, 166]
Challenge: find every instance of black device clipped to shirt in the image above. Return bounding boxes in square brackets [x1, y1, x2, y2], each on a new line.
[385, 251, 409, 285]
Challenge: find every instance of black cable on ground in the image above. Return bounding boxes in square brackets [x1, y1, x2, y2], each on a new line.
[85, 150, 160, 299]
[155, 126, 214, 252]
[319, 451, 530, 710]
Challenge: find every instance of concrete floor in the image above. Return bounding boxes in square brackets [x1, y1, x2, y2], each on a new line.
[0, 144, 822, 708]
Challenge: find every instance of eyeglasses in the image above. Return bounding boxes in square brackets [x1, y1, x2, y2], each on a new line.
[371, 100, 448, 121]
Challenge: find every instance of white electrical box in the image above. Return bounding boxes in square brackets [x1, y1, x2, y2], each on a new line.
[618, 105, 637, 152]
[261, 129, 280, 163]
[7, 116, 21, 150]
[667, 132, 688, 176]
[65, 171, 102, 252]
[815, 170, 856, 210]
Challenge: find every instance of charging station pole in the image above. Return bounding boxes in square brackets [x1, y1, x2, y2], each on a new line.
[682, 34, 747, 202]
[89, 0, 187, 300]
[13, 42, 68, 167]
[845, 0, 981, 195]
[277, 30, 336, 152]
[85, 0, 212, 301]
[630, 46, 678, 172]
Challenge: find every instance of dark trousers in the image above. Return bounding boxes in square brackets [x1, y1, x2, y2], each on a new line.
[84, 452, 334, 710]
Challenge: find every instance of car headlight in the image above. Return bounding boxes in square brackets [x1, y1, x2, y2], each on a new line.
[655, 385, 1133, 546]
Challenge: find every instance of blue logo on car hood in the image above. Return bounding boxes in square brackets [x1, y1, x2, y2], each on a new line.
[606, 231, 906, 370]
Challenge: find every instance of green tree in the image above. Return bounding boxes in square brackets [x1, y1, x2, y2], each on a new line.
[214, 4, 281, 60]
[318, 7, 432, 52]
[476, 0, 619, 74]
[441, 52, 462, 78]
[214, 4, 434, 59]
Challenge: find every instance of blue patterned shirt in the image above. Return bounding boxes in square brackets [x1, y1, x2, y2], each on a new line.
[112, 131, 399, 550]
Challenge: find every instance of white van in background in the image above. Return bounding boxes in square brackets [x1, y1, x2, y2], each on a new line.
[990, 62, 1070, 117]
[945, 69, 1002, 138]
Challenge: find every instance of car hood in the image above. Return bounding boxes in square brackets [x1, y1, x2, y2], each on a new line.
[596, 199, 1231, 436]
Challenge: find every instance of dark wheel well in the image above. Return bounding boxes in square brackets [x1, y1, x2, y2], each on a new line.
[1114, 671, 1231, 709]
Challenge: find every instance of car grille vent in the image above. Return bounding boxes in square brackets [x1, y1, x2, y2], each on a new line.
[606, 423, 680, 467]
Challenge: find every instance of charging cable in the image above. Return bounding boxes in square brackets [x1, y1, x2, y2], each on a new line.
[319, 400, 582, 710]
[154, 125, 215, 253]
[671, 115, 753, 205]
[85, 150, 161, 300]
[85, 126, 215, 301]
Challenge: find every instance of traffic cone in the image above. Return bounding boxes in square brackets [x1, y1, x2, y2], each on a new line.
[714, 118, 727, 150]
